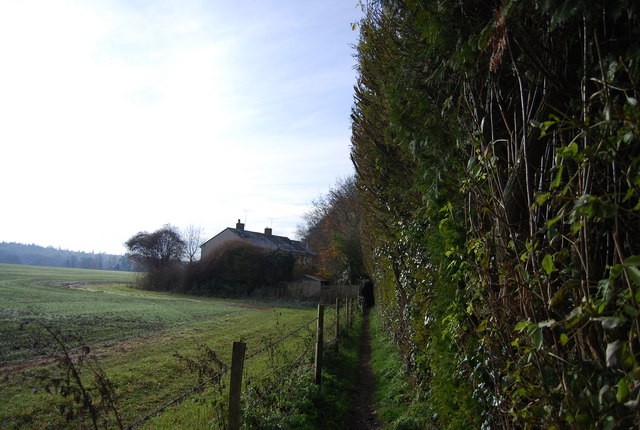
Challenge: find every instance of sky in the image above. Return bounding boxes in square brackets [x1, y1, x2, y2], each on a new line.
[0, 0, 363, 255]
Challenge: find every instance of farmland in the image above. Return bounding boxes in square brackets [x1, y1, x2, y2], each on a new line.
[0, 264, 317, 429]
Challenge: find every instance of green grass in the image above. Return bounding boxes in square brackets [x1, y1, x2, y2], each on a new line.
[370, 309, 430, 430]
[0, 263, 247, 363]
[0, 264, 317, 429]
[0, 263, 139, 283]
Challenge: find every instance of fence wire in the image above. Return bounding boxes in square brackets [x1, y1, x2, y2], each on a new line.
[243, 346, 313, 413]
[125, 368, 228, 429]
[124, 315, 318, 428]
[244, 316, 317, 362]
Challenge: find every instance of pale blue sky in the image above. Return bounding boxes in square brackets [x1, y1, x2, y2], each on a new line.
[0, 0, 362, 254]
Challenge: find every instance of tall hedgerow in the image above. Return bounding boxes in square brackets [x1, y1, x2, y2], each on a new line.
[351, 0, 639, 427]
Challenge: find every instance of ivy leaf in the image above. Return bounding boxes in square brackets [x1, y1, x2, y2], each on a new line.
[602, 416, 615, 430]
[538, 319, 556, 328]
[535, 192, 550, 206]
[560, 333, 569, 345]
[623, 255, 640, 267]
[475, 319, 488, 333]
[606, 340, 623, 368]
[567, 305, 582, 321]
[616, 378, 629, 403]
[542, 254, 555, 275]
[532, 327, 543, 350]
[624, 304, 638, 317]
[625, 398, 640, 409]
[557, 142, 579, 159]
[600, 317, 626, 330]
[609, 264, 624, 280]
[570, 221, 582, 234]
[546, 217, 561, 229]
[572, 194, 594, 218]
[550, 165, 563, 189]
[627, 267, 640, 286]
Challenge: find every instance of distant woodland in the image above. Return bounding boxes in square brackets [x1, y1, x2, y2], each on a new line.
[0, 242, 135, 271]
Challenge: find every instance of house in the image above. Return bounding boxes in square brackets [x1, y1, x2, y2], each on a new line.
[200, 220, 315, 263]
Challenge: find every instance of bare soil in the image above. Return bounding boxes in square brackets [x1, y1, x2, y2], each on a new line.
[351, 308, 380, 429]
[0, 335, 154, 377]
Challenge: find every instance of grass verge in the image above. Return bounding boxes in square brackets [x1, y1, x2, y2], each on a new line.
[370, 309, 430, 430]
[236, 310, 362, 430]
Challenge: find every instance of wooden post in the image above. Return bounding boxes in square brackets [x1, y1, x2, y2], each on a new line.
[335, 298, 340, 338]
[344, 298, 349, 327]
[350, 297, 355, 322]
[314, 304, 324, 385]
[350, 297, 354, 323]
[347, 298, 352, 326]
[228, 341, 246, 430]
[350, 297, 354, 324]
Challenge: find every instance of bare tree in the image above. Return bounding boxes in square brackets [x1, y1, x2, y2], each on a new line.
[183, 224, 204, 263]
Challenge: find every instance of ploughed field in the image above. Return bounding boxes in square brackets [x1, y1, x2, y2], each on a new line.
[0, 264, 316, 429]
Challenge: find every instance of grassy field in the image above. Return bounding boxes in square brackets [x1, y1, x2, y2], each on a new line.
[0, 264, 317, 429]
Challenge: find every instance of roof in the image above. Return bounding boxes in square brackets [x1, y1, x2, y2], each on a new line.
[201, 227, 315, 256]
[228, 228, 313, 255]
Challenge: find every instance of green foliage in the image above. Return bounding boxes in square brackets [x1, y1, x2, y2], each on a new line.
[298, 177, 367, 283]
[22, 323, 123, 429]
[351, 0, 640, 427]
[241, 313, 361, 429]
[183, 242, 296, 296]
[370, 310, 431, 429]
[125, 224, 186, 291]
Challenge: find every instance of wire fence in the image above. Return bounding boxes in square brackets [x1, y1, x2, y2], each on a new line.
[123, 298, 360, 429]
[244, 346, 313, 412]
[244, 316, 318, 362]
[124, 368, 229, 430]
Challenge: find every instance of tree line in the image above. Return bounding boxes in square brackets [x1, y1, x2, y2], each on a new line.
[345, 1, 639, 428]
[0, 242, 134, 271]
[297, 176, 367, 285]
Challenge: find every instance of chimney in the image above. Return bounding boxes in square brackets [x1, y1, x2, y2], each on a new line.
[236, 219, 245, 231]
[264, 227, 272, 236]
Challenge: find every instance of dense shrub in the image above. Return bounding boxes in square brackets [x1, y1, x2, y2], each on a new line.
[181, 242, 296, 296]
[352, 1, 639, 428]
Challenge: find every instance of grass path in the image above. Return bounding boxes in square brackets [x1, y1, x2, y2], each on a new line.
[351, 308, 380, 430]
[352, 308, 380, 429]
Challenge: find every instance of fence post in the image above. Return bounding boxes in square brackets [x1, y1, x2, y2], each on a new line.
[314, 304, 324, 385]
[228, 341, 246, 430]
[335, 298, 340, 338]
[347, 298, 352, 327]
[350, 297, 354, 323]
[350, 297, 355, 323]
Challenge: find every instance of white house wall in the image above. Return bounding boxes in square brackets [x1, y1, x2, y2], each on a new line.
[200, 229, 241, 259]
